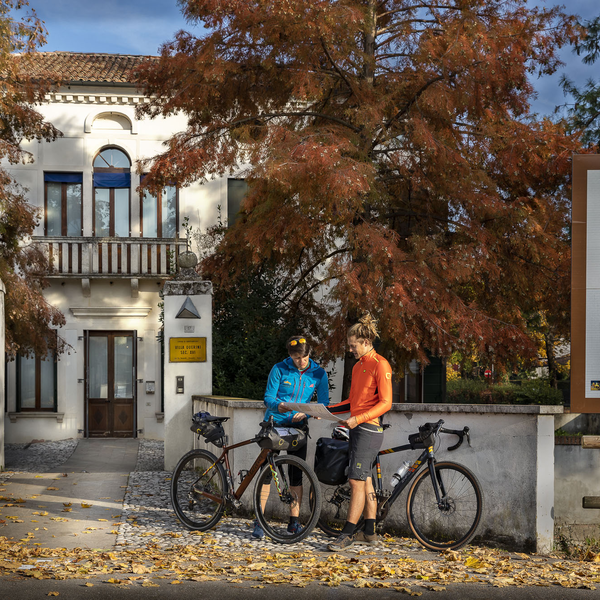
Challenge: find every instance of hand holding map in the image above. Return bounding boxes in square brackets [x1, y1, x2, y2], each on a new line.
[279, 402, 347, 422]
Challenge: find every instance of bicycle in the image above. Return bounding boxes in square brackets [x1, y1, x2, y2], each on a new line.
[171, 413, 322, 544]
[317, 419, 483, 551]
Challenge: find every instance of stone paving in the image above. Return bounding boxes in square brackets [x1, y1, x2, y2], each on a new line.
[0, 439, 422, 554]
[2, 439, 425, 557]
[119, 441, 424, 556]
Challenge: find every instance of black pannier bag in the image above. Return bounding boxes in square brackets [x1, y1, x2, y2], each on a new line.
[256, 421, 307, 451]
[190, 412, 225, 448]
[314, 437, 350, 485]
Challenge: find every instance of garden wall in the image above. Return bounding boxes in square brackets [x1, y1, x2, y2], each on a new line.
[192, 396, 561, 553]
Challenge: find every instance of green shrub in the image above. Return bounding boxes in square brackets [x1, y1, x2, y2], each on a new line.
[212, 273, 301, 401]
[446, 378, 564, 405]
[512, 380, 563, 405]
[446, 379, 489, 403]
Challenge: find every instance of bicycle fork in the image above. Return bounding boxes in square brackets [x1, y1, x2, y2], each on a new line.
[426, 454, 452, 511]
[267, 454, 293, 504]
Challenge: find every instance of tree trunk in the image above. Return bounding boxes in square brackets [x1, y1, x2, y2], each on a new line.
[341, 352, 357, 401]
[362, 0, 376, 85]
[544, 332, 558, 388]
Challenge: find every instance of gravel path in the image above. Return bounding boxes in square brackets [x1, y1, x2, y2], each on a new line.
[3, 439, 79, 473]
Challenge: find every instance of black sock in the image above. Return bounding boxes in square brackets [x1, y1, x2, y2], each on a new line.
[364, 519, 376, 536]
[289, 516, 300, 525]
[341, 521, 356, 535]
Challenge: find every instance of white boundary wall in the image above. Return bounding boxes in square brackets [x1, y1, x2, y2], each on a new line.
[0, 279, 5, 469]
[191, 396, 561, 553]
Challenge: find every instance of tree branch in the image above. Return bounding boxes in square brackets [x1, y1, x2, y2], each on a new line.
[320, 37, 355, 97]
[279, 246, 351, 305]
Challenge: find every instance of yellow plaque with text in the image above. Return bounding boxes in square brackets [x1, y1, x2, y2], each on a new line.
[169, 337, 207, 362]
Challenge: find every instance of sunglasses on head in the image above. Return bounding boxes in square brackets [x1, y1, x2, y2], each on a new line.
[289, 338, 306, 346]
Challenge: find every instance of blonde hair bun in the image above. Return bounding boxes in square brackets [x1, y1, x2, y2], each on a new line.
[348, 312, 379, 342]
[359, 313, 377, 327]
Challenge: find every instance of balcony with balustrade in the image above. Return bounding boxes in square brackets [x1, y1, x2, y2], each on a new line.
[32, 236, 188, 279]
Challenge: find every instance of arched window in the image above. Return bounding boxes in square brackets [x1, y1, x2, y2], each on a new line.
[93, 147, 131, 237]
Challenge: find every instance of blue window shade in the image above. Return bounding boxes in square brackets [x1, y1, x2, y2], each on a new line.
[93, 173, 131, 188]
[44, 172, 83, 184]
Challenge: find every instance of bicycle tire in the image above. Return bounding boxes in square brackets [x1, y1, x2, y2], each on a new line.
[317, 482, 354, 537]
[253, 454, 322, 543]
[406, 461, 483, 551]
[171, 449, 227, 531]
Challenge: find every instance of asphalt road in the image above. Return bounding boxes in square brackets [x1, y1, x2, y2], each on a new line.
[0, 577, 597, 600]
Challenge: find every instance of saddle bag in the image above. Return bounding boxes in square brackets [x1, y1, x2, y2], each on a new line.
[314, 437, 350, 485]
[190, 412, 226, 448]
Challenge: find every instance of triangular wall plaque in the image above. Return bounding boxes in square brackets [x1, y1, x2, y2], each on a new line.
[175, 296, 201, 319]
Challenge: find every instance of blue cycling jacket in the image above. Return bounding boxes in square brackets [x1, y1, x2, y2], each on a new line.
[263, 357, 329, 426]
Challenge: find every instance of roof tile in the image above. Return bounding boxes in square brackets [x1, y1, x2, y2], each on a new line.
[17, 52, 157, 84]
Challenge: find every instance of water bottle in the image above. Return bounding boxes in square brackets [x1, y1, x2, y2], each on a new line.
[390, 461, 411, 487]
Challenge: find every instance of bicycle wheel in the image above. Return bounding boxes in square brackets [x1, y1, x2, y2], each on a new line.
[406, 461, 483, 551]
[317, 483, 352, 537]
[171, 449, 227, 531]
[317, 474, 382, 537]
[253, 454, 322, 543]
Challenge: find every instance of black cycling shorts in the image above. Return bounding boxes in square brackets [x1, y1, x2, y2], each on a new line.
[348, 423, 384, 481]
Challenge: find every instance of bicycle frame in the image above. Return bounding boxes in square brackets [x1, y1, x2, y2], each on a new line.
[317, 419, 479, 550]
[375, 442, 437, 513]
[198, 438, 282, 505]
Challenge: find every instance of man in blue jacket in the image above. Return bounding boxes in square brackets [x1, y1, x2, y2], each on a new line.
[253, 335, 329, 539]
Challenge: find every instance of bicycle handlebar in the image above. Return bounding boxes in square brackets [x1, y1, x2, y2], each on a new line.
[414, 420, 470, 451]
[440, 426, 471, 451]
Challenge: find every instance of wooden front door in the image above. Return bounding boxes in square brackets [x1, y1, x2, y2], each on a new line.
[86, 331, 136, 437]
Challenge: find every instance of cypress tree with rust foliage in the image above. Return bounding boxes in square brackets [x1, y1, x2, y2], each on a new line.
[136, 0, 583, 371]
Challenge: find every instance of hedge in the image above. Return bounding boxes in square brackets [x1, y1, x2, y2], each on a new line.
[446, 379, 564, 405]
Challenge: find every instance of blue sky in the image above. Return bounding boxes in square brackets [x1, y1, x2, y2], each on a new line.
[30, 0, 193, 56]
[26, 0, 598, 116]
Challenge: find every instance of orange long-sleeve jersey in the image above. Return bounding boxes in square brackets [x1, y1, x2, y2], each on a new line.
[330, 349, 393, 426]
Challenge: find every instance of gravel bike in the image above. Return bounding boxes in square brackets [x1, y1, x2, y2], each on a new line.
[171, 413, 322, 544]
[317, 419, 483, 550]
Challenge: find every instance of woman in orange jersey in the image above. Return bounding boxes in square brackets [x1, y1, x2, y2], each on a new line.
[326, 313, 393, 551]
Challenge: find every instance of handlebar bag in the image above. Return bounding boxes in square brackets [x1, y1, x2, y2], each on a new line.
[256, 424, 307, 451]
[314, 437, 350, 485]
